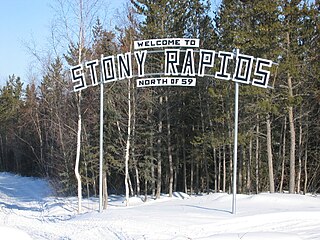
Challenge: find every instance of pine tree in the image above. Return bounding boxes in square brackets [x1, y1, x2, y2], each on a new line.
[0, 76, 24, 173]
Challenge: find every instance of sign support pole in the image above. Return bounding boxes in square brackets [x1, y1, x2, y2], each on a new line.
[232, 81, 239, 214]
[99, 72, 104, 213]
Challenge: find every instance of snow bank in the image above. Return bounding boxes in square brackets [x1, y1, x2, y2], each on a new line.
[0, 226, 33, 240]
[204, 232, 302, 240]
[0, 172, 320, 240]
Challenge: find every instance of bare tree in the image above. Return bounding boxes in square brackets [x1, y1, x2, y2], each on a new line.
[52, 0, 110, 213]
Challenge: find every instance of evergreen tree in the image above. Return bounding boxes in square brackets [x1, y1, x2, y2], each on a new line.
[0, 76, 24, 173]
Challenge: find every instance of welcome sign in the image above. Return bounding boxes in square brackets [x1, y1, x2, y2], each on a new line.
[70, 38, 276, 214]
[70, 38, 273, 91]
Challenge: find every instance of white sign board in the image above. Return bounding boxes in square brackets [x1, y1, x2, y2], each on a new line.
[70, 38, 273, 91]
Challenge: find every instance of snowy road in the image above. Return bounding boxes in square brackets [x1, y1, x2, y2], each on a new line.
[1, 172, 320, 239]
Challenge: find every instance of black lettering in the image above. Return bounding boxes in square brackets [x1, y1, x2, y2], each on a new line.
[181, 49, 195, 76]
[232, 54, 254, 84]
[134, 51, 147, 77]
[215, 51, 233, 80]
[165, 49, 180, 76]
[138, 79, 144, 86]
[101, 56, 117, 82]
[167, 39, 174, 45]
[70, 64, 87, 92]
[198, 49, 215, 77]
[252, 58, 272, 88]
[117, 52, 132, 80]
[85, 59, 99, 86]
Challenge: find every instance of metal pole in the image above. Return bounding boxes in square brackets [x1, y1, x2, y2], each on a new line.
[232, 82, 239, 214]
[99, 72, 104, 213]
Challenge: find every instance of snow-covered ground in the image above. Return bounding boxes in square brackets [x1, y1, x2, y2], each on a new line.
[0, 172, 320, 240]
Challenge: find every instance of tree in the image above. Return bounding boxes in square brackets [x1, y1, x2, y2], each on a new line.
[53, 0, 110, 212]
[277, 0, 318, 193]
[215, 0, 281, 193]
[131, 0, 217, 197]
[117, 5, 139, 205]
[0, 76, 24, 173]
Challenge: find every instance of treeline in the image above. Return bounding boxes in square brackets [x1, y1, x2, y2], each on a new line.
[0, 0, 319, 199]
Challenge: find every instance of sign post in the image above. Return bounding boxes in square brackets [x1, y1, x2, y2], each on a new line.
[99, 68, 104, 213]
[232, 82, 239, 214]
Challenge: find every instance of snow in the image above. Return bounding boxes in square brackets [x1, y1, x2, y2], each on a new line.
[1, 172, 320, 240]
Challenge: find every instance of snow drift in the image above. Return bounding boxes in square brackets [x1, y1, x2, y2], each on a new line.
[1, 172, 319, 239]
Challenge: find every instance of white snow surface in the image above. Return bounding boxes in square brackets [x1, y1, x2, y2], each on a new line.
[0, 172, 320, 240]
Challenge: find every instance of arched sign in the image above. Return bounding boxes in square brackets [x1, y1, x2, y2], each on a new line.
[70, 38, 273, 91]
[70, 38, 276, 214]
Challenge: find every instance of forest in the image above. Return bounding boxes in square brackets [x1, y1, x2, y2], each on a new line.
[0, 0, 319, 207]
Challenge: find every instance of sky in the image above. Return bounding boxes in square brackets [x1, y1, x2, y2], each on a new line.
[0, 0, 221, 87]
[0, 0, 124, 87]
[0, 0, 52, 85]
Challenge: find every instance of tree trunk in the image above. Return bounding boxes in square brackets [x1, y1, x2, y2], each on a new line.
[286, 30, 296, 194]
[303, 119, 308, 194]
[239, 146, 243, 194]
[297, 115, 303, 193]
[132, 84, 139, 196]
[190, 128, 195, 195]
[255, 118, 260, 194]
[200, 96, 209, 194]
[75, 0, 85, 214]
[128, 174, 134, 197]
[207, 98, 217, 193]
[144, 174, 148, 202]
[266, 113, 275, 193]
[303, 147, 308, 194]
[35, 110, 45, 176]
[196, 152, 199, 194]
[247, 137, 252, 194]
[149, 110, 155, 198]
[223, 145, 226, 192]
[165, 94, 174, 197]
[124, 78, 132, 206]
[288, 94, 296, 193]
[156, 96, 163, 199]
[217, 147, 221, 192]
[75, 92, 82, 214]
[182, 137, 187, 193]
[134, 163, 140, 196]
[103, 172, 108, 209]
[280, 117, 287, 193]
[213, 147, 218, 192]
[229, 143, 233, 194]
[174, 139, 179, 193]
